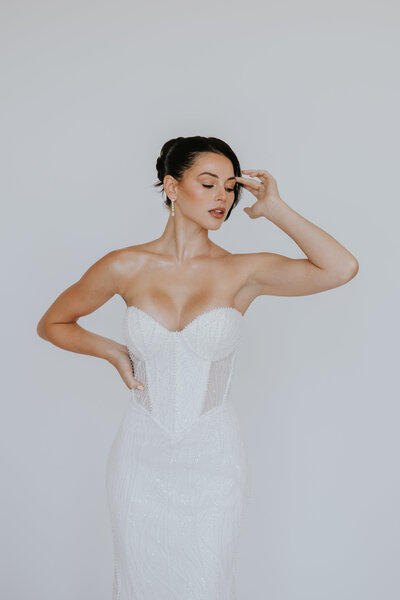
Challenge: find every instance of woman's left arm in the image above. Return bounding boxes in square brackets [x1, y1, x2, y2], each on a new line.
[235, 169, 359, 297]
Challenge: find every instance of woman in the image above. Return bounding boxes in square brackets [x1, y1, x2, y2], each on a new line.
[37, 136, 359, 599]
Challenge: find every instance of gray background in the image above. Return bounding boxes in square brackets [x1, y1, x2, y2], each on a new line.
[1, 0, 399, 598]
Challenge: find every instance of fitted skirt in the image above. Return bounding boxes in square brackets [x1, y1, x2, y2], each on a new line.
[105, 395, 250, 600]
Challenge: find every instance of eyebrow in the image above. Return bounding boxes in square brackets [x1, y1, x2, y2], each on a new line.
[197, 171, 236, 182]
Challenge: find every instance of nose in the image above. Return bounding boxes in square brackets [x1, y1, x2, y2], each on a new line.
[216, 184, 228, 201]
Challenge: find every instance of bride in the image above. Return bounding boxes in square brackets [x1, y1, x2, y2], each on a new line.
[37, 136, 359, 599]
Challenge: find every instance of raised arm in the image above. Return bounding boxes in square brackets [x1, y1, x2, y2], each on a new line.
[235, 169, 359, 299]
[36, 249, 142, 391]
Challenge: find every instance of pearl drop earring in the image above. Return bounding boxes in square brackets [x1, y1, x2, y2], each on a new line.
[171, 198, 175, 216]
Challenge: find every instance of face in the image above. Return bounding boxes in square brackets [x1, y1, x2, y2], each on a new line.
[164, 152, 237, 229]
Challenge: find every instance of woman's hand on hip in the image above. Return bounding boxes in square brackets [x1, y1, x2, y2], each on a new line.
[109, 346, 144, 391]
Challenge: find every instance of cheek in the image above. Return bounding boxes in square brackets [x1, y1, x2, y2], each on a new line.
[185, 185, 208, 209]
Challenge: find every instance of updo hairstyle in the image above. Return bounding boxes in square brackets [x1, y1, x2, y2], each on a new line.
[153, 136, 243, 221]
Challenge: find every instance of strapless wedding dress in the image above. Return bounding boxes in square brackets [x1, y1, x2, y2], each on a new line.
[105, 306, 251, 600]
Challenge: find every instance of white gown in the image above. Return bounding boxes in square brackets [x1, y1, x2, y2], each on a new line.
[105, 306, 251, 600]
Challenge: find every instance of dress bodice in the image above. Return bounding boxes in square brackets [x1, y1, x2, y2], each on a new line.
[122, 306, 244, 440]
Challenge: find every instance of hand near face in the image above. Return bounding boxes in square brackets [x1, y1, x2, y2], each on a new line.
[235, 169, 283, 219]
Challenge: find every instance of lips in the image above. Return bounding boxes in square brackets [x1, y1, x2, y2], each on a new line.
[208, 208, 225, 220]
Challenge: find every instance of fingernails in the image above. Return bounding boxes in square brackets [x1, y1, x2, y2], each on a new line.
[137, 384, 144, 390]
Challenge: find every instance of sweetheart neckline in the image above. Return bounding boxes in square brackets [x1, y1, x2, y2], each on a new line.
[126, 305, 244, 334]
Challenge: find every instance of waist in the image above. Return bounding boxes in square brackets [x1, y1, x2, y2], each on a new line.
[127, 393, 239, 442]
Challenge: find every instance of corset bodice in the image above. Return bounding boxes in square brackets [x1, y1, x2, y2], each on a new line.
[122, 306, 244, 439]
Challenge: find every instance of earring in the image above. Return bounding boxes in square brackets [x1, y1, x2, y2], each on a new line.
[171, 198, 175, 216]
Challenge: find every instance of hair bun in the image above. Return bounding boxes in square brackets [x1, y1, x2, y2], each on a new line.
[156, 137, 183, 182]
[156, 155, 165, 181]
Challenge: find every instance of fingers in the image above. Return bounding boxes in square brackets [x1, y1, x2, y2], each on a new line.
[240, 169, 274, 182]
[235, 176, 263, 190]
[243, 205, 256, 218]
[130, 379, 144, 391]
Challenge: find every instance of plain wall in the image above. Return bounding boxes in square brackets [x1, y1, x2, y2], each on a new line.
[1, 0, 399, 598]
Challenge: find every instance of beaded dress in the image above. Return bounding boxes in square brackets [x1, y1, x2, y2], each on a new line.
[105, 305, 251, 600]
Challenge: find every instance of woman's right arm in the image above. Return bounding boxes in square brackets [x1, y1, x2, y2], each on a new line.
[36, 250, 143, 391]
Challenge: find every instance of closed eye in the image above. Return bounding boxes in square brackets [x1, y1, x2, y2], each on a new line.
[202, 185, 235, 192]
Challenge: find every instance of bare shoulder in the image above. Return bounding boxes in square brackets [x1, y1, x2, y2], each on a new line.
[78, 246, 137, 292]
[222, 250, 274, 277]
[228, 250, 276, 266]
[37, 244, 153, 327]
[103, 242, 160, 279]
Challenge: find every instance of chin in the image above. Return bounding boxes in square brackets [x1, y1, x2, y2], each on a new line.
[206, 221, 223, 231]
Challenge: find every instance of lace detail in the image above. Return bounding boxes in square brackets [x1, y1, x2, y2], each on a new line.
[106, 306, 250, 599]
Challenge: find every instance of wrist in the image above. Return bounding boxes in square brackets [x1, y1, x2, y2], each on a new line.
[262, 196, 287, 221]
[105, 342, 126, 366]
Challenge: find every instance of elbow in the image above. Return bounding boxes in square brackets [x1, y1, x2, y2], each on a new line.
[347, 258, 359, 279]
[36, 319, 50, 341]
[339, 258, 359, 283]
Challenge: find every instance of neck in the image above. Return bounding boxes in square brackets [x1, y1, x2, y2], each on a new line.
[155, 211, 213, 263]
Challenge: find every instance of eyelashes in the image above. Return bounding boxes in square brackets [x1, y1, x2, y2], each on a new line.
[202, 185, 235, 192]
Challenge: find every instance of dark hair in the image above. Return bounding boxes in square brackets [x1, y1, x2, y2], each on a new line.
[153, 136, 243, 221]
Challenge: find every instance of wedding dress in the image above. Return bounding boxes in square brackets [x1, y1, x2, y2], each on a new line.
[105, 305, 251, 600]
